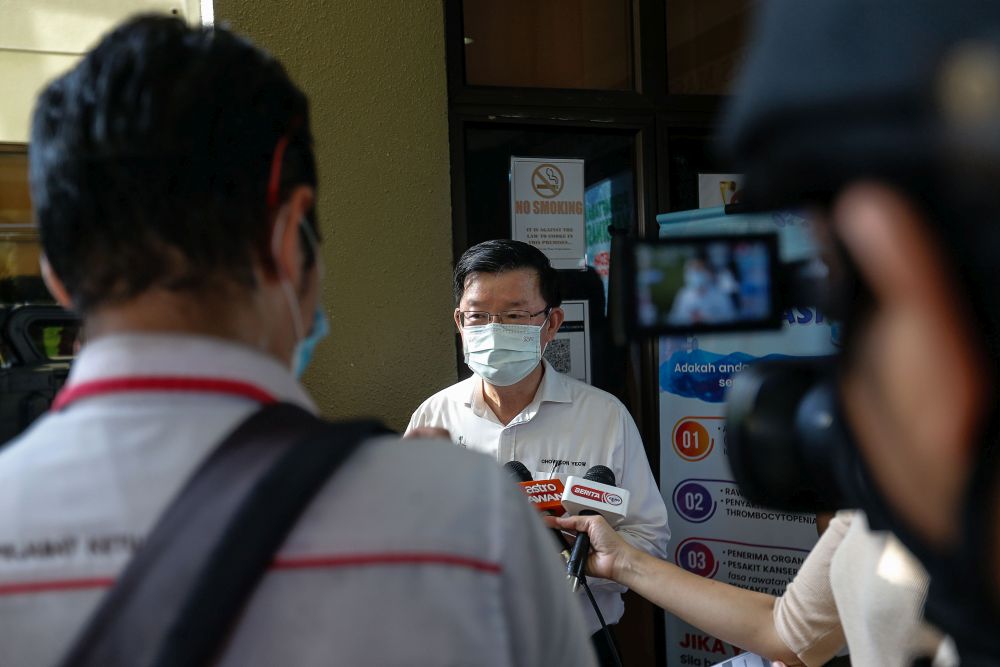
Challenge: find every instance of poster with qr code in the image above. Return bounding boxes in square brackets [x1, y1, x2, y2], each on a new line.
[542, 299, 590, 384]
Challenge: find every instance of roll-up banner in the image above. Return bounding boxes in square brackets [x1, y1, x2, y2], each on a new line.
[657, 208, 836, 666]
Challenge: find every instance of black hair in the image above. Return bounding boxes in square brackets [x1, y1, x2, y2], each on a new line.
[453, 240, 561, 308]
[29, 15, 319, 314]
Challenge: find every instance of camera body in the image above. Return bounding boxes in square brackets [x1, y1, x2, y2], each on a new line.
[623, 227, 851, 514]
[0, 305, 78, 446]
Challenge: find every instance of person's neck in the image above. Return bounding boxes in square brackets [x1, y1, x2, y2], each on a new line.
[481, 362, 544, 426]
[83, 288, 276, 356]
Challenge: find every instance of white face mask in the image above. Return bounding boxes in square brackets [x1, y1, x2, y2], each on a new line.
[463, 322, 545, 387]
[685, 267, 712, 290]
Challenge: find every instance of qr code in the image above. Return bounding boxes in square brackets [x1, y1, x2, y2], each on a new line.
[544, 338, 572, 374]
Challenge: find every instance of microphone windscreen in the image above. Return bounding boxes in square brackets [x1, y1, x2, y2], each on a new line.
[583, 465, 615, 486]
[503, 460, 533, 483]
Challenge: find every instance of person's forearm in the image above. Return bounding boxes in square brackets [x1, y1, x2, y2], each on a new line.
[617, 549, 803, 665]
[617, 525, 669, 560]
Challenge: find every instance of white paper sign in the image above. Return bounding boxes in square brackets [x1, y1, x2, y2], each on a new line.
[511, 157, 586, 269]
[543, 299, 591, 384]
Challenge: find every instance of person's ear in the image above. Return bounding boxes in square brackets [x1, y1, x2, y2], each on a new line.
[40, 255, 73, 310]
[833, 182, 988, 504]
[454, 308, 463, 333]
[543, 307, 564, 344]
[270, 185, 316, 284]
[834, 183, 955, 311]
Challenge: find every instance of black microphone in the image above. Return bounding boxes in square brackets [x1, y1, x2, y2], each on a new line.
[566, 465, 617, 591]
[503, 460, 533, 483]
[503, 460, 571, 562]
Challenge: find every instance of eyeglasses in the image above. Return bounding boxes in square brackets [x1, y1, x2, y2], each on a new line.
[459, 308, 550, 327]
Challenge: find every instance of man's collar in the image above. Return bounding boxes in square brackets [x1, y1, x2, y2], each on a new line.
[68, 333, 318, 413]
[465, 359, 573, 419]
[535, 358, 573, 404]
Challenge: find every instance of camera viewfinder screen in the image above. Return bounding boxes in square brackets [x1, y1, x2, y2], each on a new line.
[633, 234, 779, 334]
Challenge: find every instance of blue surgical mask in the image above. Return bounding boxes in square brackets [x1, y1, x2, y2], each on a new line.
[292, 306, 329, 378]
[685, 268, 711, 289]
[273, 216, 327, 378]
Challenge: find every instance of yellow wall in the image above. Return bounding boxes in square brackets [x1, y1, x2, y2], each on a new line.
[214, 0, 456, 429]
[0, 0, 203, 143]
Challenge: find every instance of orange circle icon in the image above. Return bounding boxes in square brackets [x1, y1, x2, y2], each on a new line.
[672, 419, 714, 461]
[531, 164, 564, 199]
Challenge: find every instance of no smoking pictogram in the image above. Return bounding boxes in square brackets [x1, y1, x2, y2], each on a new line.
[531, 164, 564, 199]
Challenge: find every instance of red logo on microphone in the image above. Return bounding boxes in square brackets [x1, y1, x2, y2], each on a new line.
[518, 478, 566, 515]
[570, 484, 623, 506]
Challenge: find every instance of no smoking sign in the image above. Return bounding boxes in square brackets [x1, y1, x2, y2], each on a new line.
[510, 157, 585, 269]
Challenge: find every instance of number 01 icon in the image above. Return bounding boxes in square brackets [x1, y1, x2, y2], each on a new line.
[671, 418, 715, 461]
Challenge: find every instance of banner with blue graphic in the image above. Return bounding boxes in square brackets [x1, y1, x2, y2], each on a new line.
[657, 209, 836, 666]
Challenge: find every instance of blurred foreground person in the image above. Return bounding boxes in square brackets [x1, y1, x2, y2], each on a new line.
[723, 1, 1000, 663]
[0, 16, 594, 667]
[568, 1, 1000, 664]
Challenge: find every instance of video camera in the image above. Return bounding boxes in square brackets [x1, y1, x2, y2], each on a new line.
[0, 304, 79, 446]
[620, 228, 866, 514]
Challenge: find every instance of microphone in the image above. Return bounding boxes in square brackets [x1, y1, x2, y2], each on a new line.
[517, 479, 567, 517]
[503, 460, 532, 483]
[562, 465, 630, 592]
[503, 461, 571, 561]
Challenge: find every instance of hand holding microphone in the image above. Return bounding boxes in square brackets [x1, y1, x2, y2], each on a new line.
[560, 465, 630, 592]
[547, 513, 640, 583]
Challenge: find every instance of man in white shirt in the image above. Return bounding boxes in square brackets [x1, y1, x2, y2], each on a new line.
[0, 16, 595, 666]
[667, 257, 737, 326]
[407, 239, 670, 663]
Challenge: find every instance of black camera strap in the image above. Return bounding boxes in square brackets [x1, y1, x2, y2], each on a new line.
[59, 402, 390, 667]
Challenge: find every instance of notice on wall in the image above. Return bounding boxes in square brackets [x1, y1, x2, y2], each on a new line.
[543, 299, 591, 384]
[511, 157, 586, 269]
[658, 209, 835, 667]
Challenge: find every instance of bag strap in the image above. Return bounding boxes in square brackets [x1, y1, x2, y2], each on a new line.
[59, 402, 391, 667]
